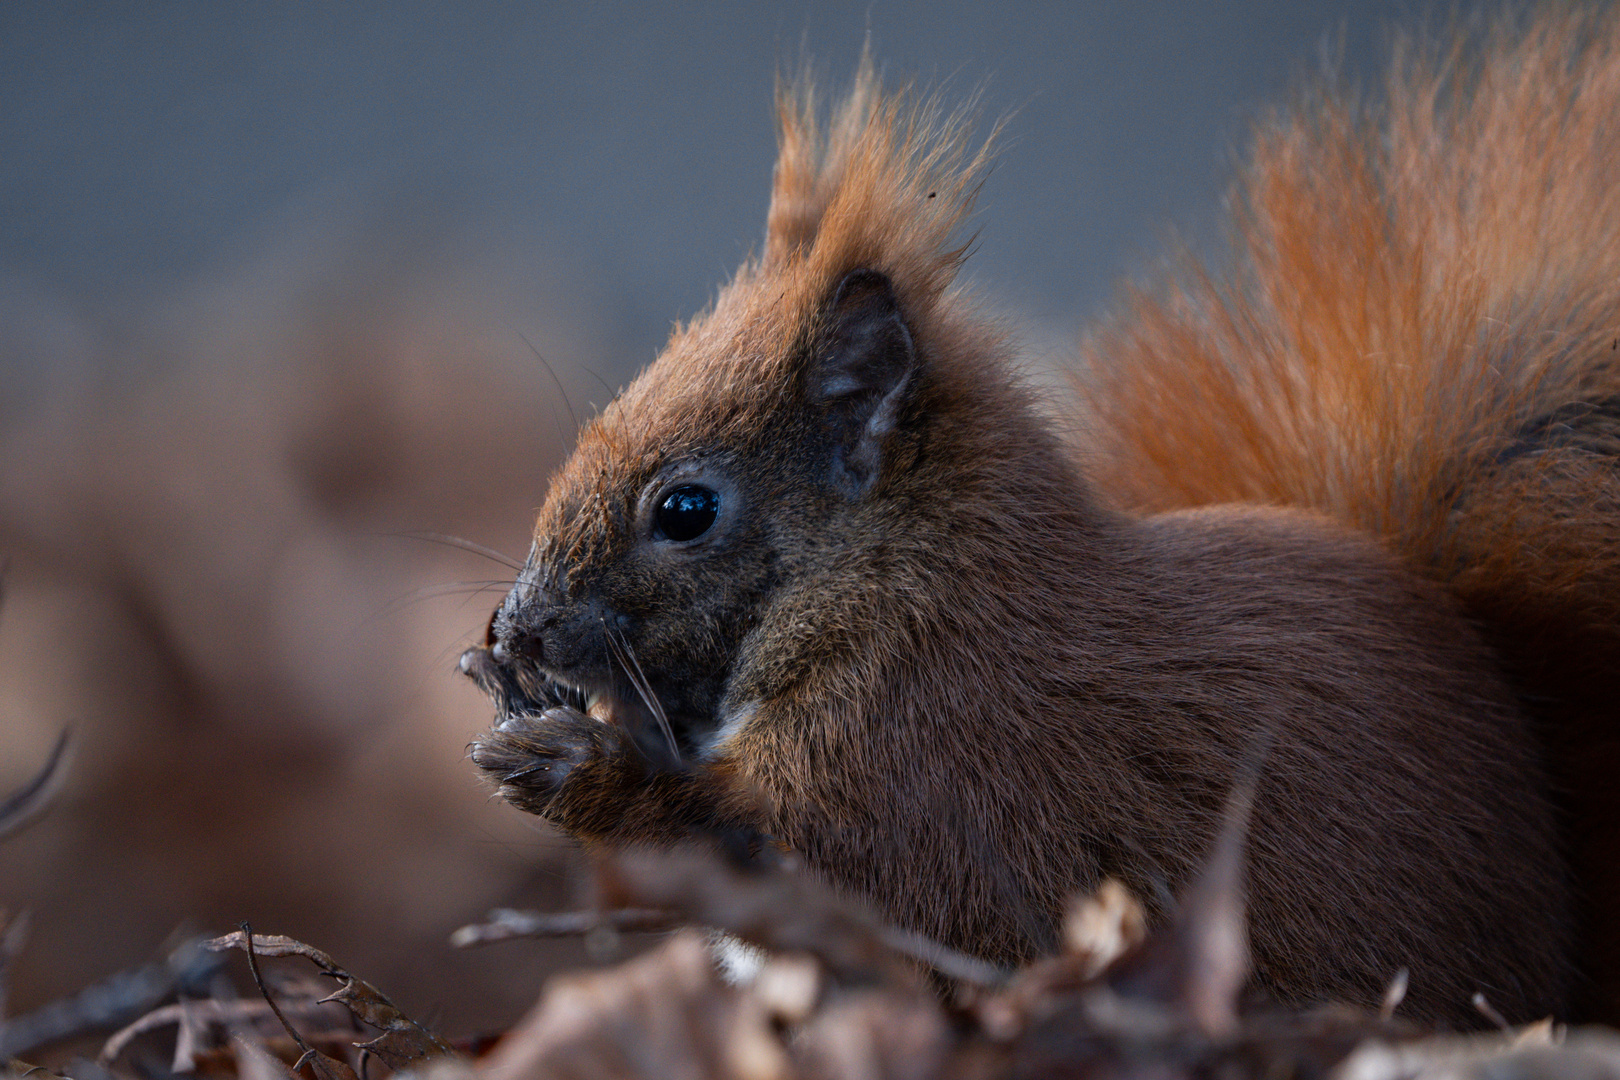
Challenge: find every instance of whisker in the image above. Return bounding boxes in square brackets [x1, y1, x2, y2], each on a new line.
[395, 531, 524, 571]
[602, 622, 681, 765]
[375, 580, 516, 621]
[519, 331, 580, 433]
[581, 364, 618, 406]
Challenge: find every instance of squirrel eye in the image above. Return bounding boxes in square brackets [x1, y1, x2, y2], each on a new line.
[654, 485, 720, 542]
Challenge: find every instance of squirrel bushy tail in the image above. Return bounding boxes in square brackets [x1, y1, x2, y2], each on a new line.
[1076, 7, 1620, 1016]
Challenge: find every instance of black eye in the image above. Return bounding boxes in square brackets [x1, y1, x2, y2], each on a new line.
[654, 485, 720, 542]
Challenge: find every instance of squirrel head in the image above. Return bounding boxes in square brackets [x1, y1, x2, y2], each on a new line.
[483, 61, 1017, 755]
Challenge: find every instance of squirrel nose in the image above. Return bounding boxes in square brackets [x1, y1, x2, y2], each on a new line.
[479, 597, 525, 664]
[489, 618, 546, 666]
[488, 574, 562, 667]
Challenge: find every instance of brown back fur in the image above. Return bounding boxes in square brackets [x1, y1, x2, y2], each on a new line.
[1074, 7, 1620, 1017]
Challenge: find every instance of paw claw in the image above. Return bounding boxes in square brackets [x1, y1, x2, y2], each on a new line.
[471, 705, 618, 816]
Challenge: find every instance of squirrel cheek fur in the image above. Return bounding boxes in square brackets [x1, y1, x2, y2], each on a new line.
[469, 13, 1620, 1029]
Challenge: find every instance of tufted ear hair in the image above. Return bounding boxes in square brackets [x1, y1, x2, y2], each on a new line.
[763, 76, 825, 265]
[809, 269, 917, 497]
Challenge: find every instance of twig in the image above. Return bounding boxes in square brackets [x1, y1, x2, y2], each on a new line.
[0, 909, 31, 1020]
[0, 727, 73, 842]
[450, 907, 678, 948]
[206, 929, 456, 1069]
[0, 937, 219, 1059]
[239, 922, 357, 1080]
[98, 995, 346, 1066]
[877, 926, 1012, 990]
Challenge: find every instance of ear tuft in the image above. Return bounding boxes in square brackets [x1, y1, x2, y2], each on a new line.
[764, 72, 826, 265]
[811, 270, 916, 497]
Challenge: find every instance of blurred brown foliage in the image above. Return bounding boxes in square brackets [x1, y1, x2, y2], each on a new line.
[0, 224, 628, 1040]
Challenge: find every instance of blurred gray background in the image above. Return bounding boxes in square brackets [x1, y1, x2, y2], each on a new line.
[0, 0, 1411, 1045]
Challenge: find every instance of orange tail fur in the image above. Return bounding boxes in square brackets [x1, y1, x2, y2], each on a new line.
[1076, 7, 1620, 1018]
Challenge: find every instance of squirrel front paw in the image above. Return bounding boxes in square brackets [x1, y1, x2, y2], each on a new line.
[470, 704, 623, 818]
[461, 643, 740, 845]
[461, 644, 630, 821]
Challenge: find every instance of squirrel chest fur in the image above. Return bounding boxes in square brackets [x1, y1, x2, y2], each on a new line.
[468, 13, 1620, 1028]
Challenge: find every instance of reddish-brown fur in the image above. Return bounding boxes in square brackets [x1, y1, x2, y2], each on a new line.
[1077, 7, 1620, 1019]
[467, 10, 1620, 1027]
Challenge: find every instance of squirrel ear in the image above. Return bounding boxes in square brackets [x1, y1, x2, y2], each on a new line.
[810, 269, 916, 497]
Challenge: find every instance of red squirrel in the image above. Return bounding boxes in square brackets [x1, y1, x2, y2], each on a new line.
[465, 9, 1620, 1027]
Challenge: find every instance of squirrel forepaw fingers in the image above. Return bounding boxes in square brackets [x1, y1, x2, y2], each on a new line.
[470, 707, 620, 815]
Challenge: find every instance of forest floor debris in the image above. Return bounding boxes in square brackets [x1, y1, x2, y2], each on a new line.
[5, 841, 1619, 1080]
